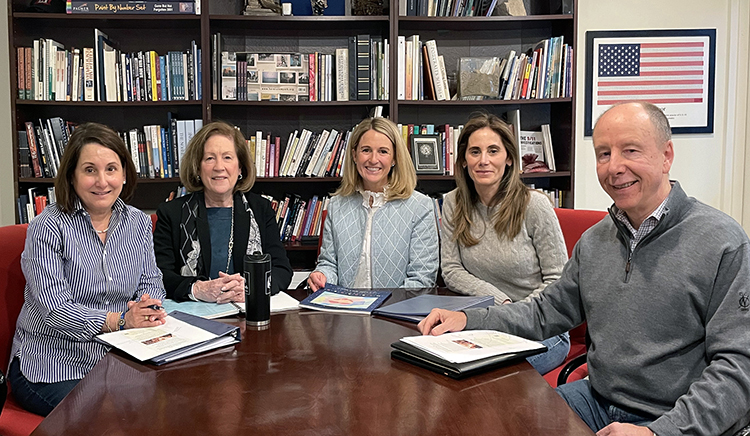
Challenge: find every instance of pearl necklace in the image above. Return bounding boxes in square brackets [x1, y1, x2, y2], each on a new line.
[226, 203, 234, 272]
[96, 227, 109, 234]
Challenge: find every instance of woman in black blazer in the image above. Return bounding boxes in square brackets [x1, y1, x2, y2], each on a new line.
[153, 121, 292, 302]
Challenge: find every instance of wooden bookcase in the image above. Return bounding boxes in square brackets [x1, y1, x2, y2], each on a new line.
[7, 0, 577, 268]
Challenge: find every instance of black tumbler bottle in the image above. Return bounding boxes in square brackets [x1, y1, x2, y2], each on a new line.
[244, 251, 271, 328]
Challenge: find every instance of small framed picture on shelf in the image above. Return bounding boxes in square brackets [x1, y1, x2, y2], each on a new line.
[411, 135, 443, 174]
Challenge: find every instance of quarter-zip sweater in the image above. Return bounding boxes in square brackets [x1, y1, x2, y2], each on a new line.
[465, 182, 750, 436]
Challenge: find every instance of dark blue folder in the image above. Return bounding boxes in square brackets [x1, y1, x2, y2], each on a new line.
[149, 311, 241, 365]
[372, 294, 494, 323]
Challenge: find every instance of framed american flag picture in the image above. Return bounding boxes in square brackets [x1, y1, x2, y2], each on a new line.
[584, 29, 716, 136]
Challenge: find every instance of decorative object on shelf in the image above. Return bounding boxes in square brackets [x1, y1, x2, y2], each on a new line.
[584, 29, 716, 136]
[311, 0, 326, 15]
[282, 2, 292, 14]
[352, 0, 385, 16]
[458, 57, 501, 100]
[411, 135, 443, 175]
[492, 0, 526, 16]
[244, 0, 282, 15]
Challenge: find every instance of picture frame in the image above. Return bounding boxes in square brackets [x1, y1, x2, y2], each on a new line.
[584, 29, 716, 136]
[411, 135, 443, 174]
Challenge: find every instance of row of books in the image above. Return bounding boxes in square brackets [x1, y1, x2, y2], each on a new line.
[399, 0, 501, 16]
[16, 32, 201, 102]
[498, 36, 572, 101]
[17, 186, 56, 224]
[19, 115, 203, 180]
[505, 109, 557, 173]
[66, 0, 200, 14]
[120, 116, 204, 179]
[18, 118, 75, 179]
[399, 123, 462, 176]
[397, 36, 452, 101]
[264, 194, 330, 244]
[528, 187, 566, 208]
[248, 127, 352, 178]
[213, 33, 388, 102]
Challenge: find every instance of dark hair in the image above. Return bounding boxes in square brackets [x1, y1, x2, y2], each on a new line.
[451, 112, 530, 246]
[179, 121, 255, 193]
[55, 123, 137, 214]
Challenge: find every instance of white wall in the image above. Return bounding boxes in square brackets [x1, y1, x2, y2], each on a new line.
[574, 0, 749, 230]
[0, 0, 15, 226]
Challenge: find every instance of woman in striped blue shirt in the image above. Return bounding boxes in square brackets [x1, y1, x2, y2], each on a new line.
[8, 123, 167, 416]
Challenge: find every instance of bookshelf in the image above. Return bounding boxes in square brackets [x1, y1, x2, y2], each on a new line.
[8, 0, 577, 268]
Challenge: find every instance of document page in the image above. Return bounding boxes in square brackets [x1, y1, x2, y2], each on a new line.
[401, 330, 545, 364]
[97, 315, 217, 362]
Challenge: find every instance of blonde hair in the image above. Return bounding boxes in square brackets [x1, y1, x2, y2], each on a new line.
[179, 121, 256, 193]
[334, 117, 416, 200]
[451, 113, 530, 246]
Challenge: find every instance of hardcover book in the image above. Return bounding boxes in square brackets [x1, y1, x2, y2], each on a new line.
[300, 284, 391, 315]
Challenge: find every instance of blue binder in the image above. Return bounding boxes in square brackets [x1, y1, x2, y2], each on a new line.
[372, 294, 494, 323]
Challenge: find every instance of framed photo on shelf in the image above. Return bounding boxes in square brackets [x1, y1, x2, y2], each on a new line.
[584, 29, 716, 136]
[411, 135, 443, 174]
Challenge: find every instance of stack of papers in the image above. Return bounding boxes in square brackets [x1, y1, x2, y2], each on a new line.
[161, 291, 300, 319]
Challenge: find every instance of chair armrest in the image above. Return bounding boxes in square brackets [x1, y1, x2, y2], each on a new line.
[556, 353, 588, 386]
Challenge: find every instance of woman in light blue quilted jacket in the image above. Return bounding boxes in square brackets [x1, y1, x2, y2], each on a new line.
[307, 117, 439, 290]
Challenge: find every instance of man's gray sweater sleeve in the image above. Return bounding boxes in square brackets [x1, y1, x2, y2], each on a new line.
[464, 243, 585, 341]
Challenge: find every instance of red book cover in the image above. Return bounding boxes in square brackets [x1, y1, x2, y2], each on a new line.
[34, 195, 47, 216]
[308, 53, 316, 102]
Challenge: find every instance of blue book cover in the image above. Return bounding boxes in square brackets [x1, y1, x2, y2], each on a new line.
[159, 55, 167, 101]
[300, 284, 391, 314]
[373, 294, 493, 323]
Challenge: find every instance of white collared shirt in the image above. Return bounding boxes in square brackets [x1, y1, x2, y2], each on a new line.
[353, 188, 388, 288]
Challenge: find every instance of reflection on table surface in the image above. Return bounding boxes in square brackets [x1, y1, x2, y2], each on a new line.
[32, 288, 593, 436]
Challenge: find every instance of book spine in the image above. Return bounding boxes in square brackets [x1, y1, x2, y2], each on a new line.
[67, 1, 197, 14]
[17, 47, 25, 99]
[356, 34, 370, 100]
[25, 122, 42, 178]
[335, 48, 348, 101]
[25, 47, 32, 100]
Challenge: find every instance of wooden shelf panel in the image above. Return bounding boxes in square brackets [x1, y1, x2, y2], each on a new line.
[210, 100, 388, 107]
[16, 100, 201, 107]
[397, 98, 572, 106]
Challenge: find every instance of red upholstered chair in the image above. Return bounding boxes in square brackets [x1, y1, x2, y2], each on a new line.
[0, 224, 45, 436]
[542, 208, 608, 387]
[150, 213, 158, 232]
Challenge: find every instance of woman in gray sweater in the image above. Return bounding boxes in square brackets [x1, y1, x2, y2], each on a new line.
[441, 113, 569, 375]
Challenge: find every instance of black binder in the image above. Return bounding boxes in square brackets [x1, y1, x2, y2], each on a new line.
[390, 340, 546, 379]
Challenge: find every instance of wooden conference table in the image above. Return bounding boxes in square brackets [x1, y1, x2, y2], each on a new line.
[31, 288, 593, 436]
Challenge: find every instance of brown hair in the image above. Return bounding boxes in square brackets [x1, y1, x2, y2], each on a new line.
[179, 121, 255, 193]
[451, 113, 530, 246]
[55, 122, 138, 214]
[334, 117, 416, 200]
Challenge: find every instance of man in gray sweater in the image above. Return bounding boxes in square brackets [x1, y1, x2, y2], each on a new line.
[419, 102, 750, 436]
